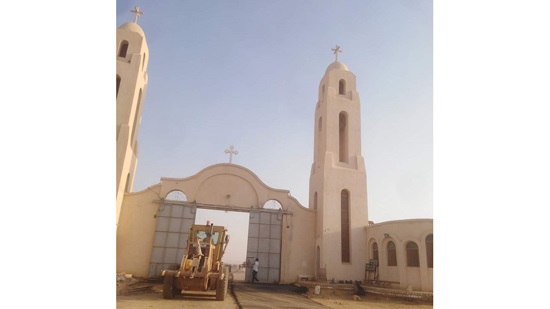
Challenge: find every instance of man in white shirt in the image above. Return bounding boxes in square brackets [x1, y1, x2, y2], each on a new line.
[252, 258, 259, 283]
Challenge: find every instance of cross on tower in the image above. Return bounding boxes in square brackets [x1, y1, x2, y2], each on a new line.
[331, 45, 342, 62]
[131, 6, 143, 23]
[224, 145, 238, 163]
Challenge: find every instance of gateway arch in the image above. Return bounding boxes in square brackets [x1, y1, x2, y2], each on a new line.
[117, 164, 316, 284]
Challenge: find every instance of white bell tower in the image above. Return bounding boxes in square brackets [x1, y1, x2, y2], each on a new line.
[309, 46, 369, 281]
[116, 7, 149, 226]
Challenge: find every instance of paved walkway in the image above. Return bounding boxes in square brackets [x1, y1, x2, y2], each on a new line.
[232, 282, 326, 308]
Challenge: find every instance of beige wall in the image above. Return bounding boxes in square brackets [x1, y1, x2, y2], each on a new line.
[116, 185, 161, 276]
[280, 197, 316, 283]
[117, 164, 316, 282]
[365, 219, 433, 291]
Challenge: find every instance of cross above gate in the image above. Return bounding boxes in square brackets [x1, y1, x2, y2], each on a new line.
[224, 145, 238, 163]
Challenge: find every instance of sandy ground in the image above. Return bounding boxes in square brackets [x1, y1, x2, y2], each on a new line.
[117, 271, 433, 309]
[231, 269, 432, 309]
[307, 291, 433, 309]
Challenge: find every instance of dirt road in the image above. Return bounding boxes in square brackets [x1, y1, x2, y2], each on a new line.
[117, 270, 433, 309]
[117, 290, 239, 309]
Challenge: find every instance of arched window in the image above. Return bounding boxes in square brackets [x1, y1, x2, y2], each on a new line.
[166, 190, 188, 201]
[372, 242, 379, 261]
[339, 112, 348, 163]
[142, 53, 147, 70]
[406, 242, 420, 267]
[339, 79, 346, 95]
[322, 84, 325, 95]
[118, 40, 129, 58]
[426, 234, 433, 268]
[341, 189, 350, 263]
[124, 173, 131, 192]
[116, 75, 121, 98]
[387, 241, 397, 266]
[316, 246, 321, 271]
[318, 117, 322, 131]
[313, 192, 318, 210]
[131, 88, 142, 144]
[263, 199, 282, 210]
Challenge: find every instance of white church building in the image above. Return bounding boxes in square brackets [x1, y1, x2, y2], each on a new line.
[116, 13, 433, 292]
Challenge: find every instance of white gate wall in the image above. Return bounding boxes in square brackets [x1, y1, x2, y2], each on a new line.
[148, 202, 196, 277]
[246, 210, 282, 283]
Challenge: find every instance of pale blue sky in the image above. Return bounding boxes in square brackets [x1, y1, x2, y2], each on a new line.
[117, 0, 433, 225]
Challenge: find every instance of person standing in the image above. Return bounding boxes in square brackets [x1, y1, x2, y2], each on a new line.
[251, 258, 259, 283]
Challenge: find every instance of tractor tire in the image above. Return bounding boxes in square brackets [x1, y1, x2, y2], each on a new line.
[163, 275, 176, 299]
[216, 266, 229, 301]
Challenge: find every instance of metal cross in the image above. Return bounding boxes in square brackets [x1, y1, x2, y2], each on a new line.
[131, 6, 143, 23]
[224, 145, 238, 163]
[331, 45, 342, 62]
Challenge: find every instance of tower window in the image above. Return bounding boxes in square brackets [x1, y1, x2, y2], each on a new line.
[316, 246, 321, 272]
[130, 88, 142, 145]
[322, 84, 325, 95]
[426, 234, 433, 268]
[314, 192, 318, 210]
[142, 53, 147, 70]
[387, 241, 397, 266]
[341, 189, 350, 263]
[339, 79, 346, 95]
[318, 117, 322, 131]
[116, 75, 121, 98]
[124, 173, 131, 192]
[118, 40, 129, 58]
[339, 112, 348, 163]
[406, 242, 420, 267]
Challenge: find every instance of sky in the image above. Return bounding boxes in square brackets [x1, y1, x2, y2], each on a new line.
[3, 1, 550, 308]
[116, 0, 433, 222]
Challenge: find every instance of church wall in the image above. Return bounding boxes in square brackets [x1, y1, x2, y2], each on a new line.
[405, 267, 422, 291]
[116, 125, 132, 222]
[116, 185, 161, 277]
[365, 219, 433, 292]
[309, 161, 325, 234]
[127, 142, 139, 191]
[280, 202, 316, 283]
[381, 263, 401, 286]
[318, 156, 368, 281]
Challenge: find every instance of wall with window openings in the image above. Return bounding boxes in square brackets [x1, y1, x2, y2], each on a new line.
[366, 219, 433, 291]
